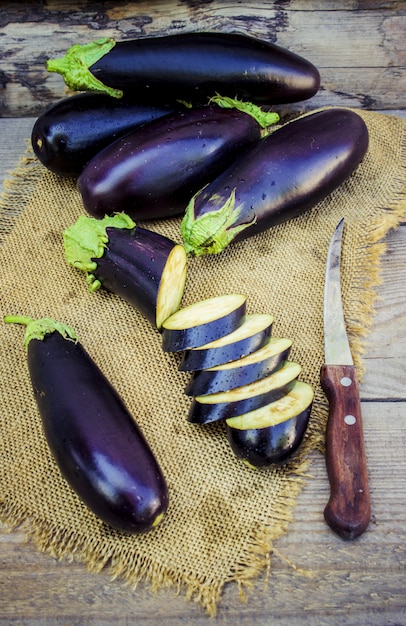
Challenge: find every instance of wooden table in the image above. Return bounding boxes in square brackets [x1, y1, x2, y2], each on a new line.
[1, 3, 405, 624]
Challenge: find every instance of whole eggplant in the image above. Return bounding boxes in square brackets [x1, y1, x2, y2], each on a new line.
[46, 32, 320, 105]
[4, 315, 168, 533]
[77, 105, 271, 221]
[181, 108, 370, 256]
[63, 213, 187, 330]
[31, 92, 178, 177]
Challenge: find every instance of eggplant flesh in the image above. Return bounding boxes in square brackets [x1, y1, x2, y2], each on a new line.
[181, 108, 370, 256]
[226, 408, 311, 467]
[77, 105, 263, 221]
[188, 361, 301, 424]
[179, 313, 273, 372]
[46, 32, 320, 105]
[63, 214, 187, 330]
[94, 227, 187, 330]
[161, 294, 247, 352]
[31, 92, 178, 177]
[6, 317, 168, 533]
[226, 380, 314, 467]
[185, 336, 292, 396]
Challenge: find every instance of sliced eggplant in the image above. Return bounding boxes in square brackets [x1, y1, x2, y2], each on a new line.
[185, 336, 292, 396]
[179, 313, 273, 372]
[188, 361, 301, 425]
[225, 380, 314, 467]
[63, 213, 187, 329]
[161, 294, 246, 352]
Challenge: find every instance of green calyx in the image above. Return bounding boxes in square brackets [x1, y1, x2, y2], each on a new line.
[4, 315, 77, 351]
[46, 38, 123, 99]
[63, 213, 136, 291]
[180, 189, 255, 256]
[209, 94, 280, 133]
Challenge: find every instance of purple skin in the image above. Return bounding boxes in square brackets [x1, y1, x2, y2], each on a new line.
[226, 406, 312, 467]
[31, 92, 178, 177]
[178, 317, 273, 372]
[161, 300, 247, 353]
[181, 108, 370, 256]
[93, 227, 179, 328]
[184, 340, 291, 396]
[77, 106, 263, 221]
[27, 331, 168, 533]
[187, 381, 296, 425]
[48, 32, 320, 105]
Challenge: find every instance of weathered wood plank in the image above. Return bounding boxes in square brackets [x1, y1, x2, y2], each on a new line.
[1, 1, 405, 116]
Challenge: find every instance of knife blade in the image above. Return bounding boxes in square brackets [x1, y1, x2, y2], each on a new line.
[320, 217, 371, 540]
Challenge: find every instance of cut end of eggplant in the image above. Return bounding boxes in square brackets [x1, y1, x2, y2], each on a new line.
[188, 361, 302, 425]
[179, 313, 273, 371]
[226, 381, 313, 467]
[225, 380, 314, 430]
[161, 293, 247, 352]
[156, 243, 187, 329]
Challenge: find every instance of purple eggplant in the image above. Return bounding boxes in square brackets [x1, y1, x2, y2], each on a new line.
[188, 361, 302, 425]
[77, 104, 278, 221]
[185, 336, 292, 396]
[31, 92, 178, 177]
[226, 380, 314, 467]
[179, 313, 274, 372]
[46, 32, 320, 105]
[181, 108, 370, 256]
[4, 315, 169, 533]
[161, 294, 247, 353]
[63, 213, 187, 330]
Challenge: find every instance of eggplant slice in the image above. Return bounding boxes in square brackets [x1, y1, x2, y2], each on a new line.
[188, 360, 302, 424]
[226, 380, 314, 467]
[161, 294, 247, 352]
[185, 336, 292, 396]
[179, 313, 274, 372]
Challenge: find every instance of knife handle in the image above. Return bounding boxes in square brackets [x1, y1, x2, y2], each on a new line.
[320, 364, 371, 540]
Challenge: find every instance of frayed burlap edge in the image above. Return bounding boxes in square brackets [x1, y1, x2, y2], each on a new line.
[0, 456, 312, 616]
[1, 109, 405, 616]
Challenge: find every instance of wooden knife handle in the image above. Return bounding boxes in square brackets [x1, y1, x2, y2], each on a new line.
[320, 364, 371, 540]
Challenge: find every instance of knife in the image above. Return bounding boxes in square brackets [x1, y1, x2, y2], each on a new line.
[320, 217, 371, 540]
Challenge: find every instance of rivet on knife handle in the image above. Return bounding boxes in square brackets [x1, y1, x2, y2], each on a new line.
[321, 218, 370, 540]
[320, 363, 370, 539]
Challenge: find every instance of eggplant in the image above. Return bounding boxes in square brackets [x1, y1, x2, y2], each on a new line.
[179, 313, 274, 372]
[4, 315, 169, 533]
[77, 104, 278, 221]
[181, 108, 370, 256]
[185, 336, 292, 396]
[188, 361, 302, 425]
[31, 92, 178, 177]
[161, 294, 247, 353]
[46, 32, 320, 105]
[226, 380, 314, 467]
[63, 213, 187, 330]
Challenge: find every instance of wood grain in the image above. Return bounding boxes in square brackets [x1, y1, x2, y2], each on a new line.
[0, 0, 405, 621]
[1, 1, 406, 117]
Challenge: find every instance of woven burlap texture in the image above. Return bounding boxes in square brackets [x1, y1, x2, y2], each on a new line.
[0, 108, 405, 615]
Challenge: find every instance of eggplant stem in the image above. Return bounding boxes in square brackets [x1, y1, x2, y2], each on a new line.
[46, 38, 123, 99]
[4, 315, 77, 350]
[209, 94, 280, 130]
[4, 315, 34, 326]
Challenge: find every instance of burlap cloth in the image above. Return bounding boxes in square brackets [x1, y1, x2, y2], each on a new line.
[0, 108, 405, 615]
